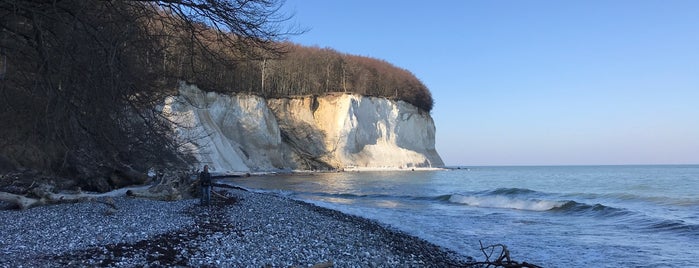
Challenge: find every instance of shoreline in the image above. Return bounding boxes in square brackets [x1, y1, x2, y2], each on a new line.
[212, 167, 448, 177]
[0, 188, 473, 267]
[341, 167, 446, 172]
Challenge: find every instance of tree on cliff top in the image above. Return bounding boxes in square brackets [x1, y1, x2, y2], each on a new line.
[0, 0, 295, 189]
[255, 44, 434, 112]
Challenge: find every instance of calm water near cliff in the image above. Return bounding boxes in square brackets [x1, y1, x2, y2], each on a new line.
[228, 165, 699, 267]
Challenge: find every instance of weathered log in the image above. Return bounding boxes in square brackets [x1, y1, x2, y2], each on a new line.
[471, 240, 542, 268]
[212, 182, 249, 192]
[126, 171, 194, 201]
[0, 191, 43, 209]
[1, 184, 108, 210]
[0, 169, 210, 209]
[309, 261, 333, 268]
[126, 187, 183, 201]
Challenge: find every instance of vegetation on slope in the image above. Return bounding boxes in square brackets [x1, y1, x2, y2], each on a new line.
[191, 43, 434, 112]
[0, 0, 433, 186]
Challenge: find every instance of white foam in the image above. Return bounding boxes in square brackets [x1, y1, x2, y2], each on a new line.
[448, 194, 565, 211]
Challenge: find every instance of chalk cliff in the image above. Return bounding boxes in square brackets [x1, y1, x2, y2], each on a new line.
[161, 83, 443, 172]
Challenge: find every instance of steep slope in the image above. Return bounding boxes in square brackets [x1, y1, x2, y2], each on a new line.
[268, 94, 444, 169]
[161, 84, 289, 172]
[162, 84, 443, 172]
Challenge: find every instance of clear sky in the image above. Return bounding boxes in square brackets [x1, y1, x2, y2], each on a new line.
[280, 0, 699, 166]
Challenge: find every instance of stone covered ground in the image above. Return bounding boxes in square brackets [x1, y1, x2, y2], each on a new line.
[0, 188, 476, 267]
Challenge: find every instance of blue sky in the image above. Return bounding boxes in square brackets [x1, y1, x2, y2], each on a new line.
[280, 0, 699, 166]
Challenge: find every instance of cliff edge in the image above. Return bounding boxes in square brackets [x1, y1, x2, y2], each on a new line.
[162, 83, 443, 172]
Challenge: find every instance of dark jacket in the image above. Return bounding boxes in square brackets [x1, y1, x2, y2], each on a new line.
[199, 171, 212, 186]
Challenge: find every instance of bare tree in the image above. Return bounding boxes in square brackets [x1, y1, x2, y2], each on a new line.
[0, 0, 297, 191]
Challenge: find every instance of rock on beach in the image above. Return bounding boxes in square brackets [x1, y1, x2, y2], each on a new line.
[0, 188, 472, 267]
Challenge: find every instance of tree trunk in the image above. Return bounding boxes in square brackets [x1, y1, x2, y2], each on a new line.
[0, 191, 43, 210]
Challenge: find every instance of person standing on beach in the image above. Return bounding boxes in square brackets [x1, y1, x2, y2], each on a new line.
[199, 165, 212, 206]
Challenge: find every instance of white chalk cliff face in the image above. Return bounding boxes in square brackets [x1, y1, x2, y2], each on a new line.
[161, 83, 444, 172]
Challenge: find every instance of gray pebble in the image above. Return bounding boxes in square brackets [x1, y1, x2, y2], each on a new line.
[0, 189, 472, 267]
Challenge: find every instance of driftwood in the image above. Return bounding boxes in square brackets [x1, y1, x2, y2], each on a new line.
[309, 261, 333, 268]
[0, 183, 100, 210]
[126, 171, 195, 201]
[124, 171, 249, 200]
[0, 191, 43, 209]
[0, 168, 252, 210]
[0, 184, 119, 210]
[212, 182, 248, 192]
[0, 167, 197, 209]
[0, 162, 153, 209]
[466, 241, 542, 268]
[211, 189, 231, 200]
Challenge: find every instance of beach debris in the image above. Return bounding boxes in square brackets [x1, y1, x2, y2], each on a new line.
[0, 183, 99, 210]
[309, 261, 334, 268]
[126, 170, 194, 201]
[0, 168, 196, 210]
[463, 240, 542, 268]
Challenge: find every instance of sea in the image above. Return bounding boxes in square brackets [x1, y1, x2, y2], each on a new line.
[226, 165, 699, 267]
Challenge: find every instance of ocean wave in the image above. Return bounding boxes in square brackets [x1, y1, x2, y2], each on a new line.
[488, 187, 540, 195]
[447, 194, 566, 211]
[550, 201, 631, 217]
[646, 219, 699, 237]
[445, 191, 634, 217]
[244, 185, 699, 238]
[299, 191, 454, 202]
[562, 192, 699, 207]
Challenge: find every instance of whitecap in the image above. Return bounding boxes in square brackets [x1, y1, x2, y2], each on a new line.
[448, 194, 566, 211]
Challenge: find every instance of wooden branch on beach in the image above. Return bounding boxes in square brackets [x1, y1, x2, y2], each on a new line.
[212, 182, 248, 192]
[0, 184, 104, 210]
[125, 172, 246, 201]
[0, 191, 43, 210]
[479, 240, 511, 264]
[126, 171, 196, 201]
[212, 189, 231, 200]
[308, 261, 333, 268]
[464, 240, 542, 268]
[0, 170, 249, 210]
[1, 169, 195, 210]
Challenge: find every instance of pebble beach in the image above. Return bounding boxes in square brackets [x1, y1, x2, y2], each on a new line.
[0, 188, 472, 267]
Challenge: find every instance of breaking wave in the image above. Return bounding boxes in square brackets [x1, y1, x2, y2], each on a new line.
[443, 188, 632, 215]
[238, 184, 698, 235]
[443, 188, 568, 211]
[444, 190, 698, 236]
[447, 194, 566, 211]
